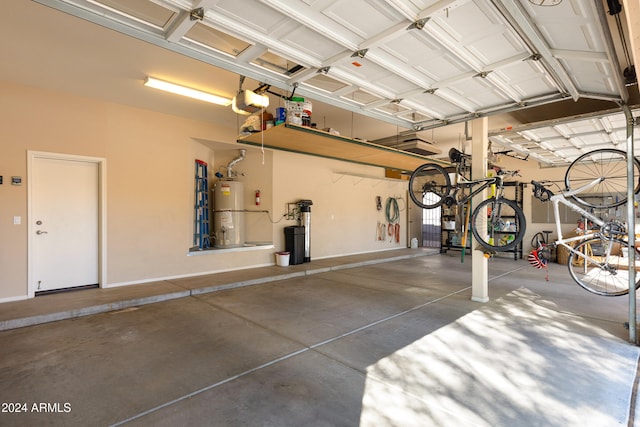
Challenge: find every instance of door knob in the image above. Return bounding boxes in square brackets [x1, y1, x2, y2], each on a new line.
[36, 230, 48, 235]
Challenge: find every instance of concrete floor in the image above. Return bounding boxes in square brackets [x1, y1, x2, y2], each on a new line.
[0, 249, 639, 426]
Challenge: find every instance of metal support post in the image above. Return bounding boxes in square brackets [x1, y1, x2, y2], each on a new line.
[623, 104, 637, 344]
[471, 117, 489, 303]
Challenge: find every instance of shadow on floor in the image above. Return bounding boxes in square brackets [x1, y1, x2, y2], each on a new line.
[0, 251, 638, 426]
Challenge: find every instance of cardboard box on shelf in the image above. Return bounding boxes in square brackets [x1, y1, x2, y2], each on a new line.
[322, 127, 340, 135]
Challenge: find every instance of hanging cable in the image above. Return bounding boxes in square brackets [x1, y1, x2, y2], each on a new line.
[385, 197, 400, 224]
[384, 197, 401, 243]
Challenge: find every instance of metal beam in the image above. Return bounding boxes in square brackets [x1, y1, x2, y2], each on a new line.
[623, 103, 637, 344]
[492, 0, 580, 101]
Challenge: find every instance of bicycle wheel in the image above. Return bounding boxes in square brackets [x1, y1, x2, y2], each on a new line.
[567, 237, 640, 296]
[408, 163, 451, 209]
[564, 148, 640, 208]
[471, 197, 526, 252]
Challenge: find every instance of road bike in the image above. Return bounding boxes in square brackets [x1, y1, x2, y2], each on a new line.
[530, 148, 640, 296]
[408, 148, 525, 252]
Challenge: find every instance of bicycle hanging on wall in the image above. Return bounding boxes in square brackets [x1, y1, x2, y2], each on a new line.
[530, 148, 640, 296]
[408, 148, 526, 253]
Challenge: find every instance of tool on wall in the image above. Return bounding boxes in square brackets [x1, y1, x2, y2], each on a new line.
[376, 222, 386, 241]
[386, 222, 400, 243]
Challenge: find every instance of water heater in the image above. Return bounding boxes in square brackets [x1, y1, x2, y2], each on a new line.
[212, 180, 245, 248]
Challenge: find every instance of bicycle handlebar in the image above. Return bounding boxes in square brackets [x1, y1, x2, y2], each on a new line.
[497, 169, 520, 177]
[531, 180, 554, 202]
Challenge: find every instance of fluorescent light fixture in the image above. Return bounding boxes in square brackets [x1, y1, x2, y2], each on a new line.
[144, 77, 231, 106]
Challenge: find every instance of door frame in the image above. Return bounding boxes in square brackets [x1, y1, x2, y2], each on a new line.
[27, 151, 107, 298]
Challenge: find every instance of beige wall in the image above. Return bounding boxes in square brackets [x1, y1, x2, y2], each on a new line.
[2, 82, 109, 300]
[0, 81, 408, 301]
[1, 79, 596, 302]
[272, 152, 408, 257]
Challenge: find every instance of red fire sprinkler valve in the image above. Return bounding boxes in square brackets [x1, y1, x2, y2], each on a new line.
[255, 189, 261, 206]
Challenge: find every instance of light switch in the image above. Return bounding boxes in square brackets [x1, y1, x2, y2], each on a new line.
[13, 216, 21, 225]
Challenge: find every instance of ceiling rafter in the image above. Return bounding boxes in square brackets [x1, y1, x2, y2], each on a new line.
[32, 0, 630, 133]
[164, 0, 217, 42]
[492, 0, 582, 101]
[201, 14, 322, 70]
[489, 106, 640, 166]
[259, 0, 360, 51]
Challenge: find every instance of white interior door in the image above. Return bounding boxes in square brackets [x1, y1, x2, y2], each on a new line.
[31, 155, 99, 293]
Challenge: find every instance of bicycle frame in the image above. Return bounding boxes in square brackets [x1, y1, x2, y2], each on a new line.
[449, 171, 506, 206]
[548, 178, 617, 264]
[407, 150, 526, 253]
[527, 149, 640, 297]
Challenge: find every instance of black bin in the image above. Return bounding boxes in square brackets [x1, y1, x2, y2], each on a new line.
[285, 226, 305, 265]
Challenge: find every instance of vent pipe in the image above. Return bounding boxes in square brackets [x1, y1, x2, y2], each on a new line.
[226, 149, 246, 178]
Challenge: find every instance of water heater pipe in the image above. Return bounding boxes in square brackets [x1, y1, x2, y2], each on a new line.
[226, 149, 246, 178]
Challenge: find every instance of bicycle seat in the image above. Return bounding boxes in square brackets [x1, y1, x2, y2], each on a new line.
[449, 148, 465, 163]
[531, 180, 554, 201]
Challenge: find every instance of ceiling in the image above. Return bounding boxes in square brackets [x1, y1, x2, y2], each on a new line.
[4, 0, 640, 165]
[488, 106, 640, 166]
